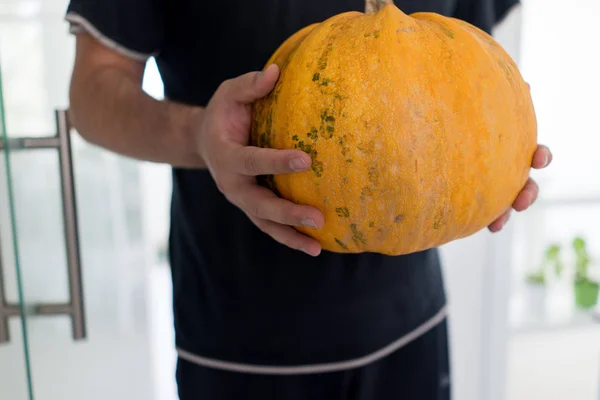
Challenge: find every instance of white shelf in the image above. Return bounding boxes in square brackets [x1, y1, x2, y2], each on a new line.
[509, 287, 600, 335]
[511, 308, 599, 335]
[536, 197, 600, 207]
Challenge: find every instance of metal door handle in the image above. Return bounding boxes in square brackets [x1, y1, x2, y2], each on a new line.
[0, 109, 86, 343]
[0, 245, 21, 343]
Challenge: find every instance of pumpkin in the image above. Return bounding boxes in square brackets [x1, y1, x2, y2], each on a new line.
[250, 0, 537, 255]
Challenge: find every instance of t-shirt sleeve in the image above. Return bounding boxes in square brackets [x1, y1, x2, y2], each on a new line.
[65, 0, 164, 61]
[454, 0, 520, 33]
[494, 0, 520, 25]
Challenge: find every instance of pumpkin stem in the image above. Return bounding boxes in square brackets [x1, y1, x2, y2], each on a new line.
[364, 0, 394, 14]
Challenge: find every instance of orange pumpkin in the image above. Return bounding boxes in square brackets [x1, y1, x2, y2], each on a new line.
[250, 0, 537, 255]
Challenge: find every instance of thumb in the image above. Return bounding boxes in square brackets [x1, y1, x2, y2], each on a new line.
[223, 64, 280, 104]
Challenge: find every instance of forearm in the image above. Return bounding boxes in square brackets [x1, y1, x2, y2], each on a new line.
[69, 65, 206, 168]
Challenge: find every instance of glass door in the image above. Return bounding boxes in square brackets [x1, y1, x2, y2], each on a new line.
[0, 1, 176, 399]
[0, 50, 34, 400]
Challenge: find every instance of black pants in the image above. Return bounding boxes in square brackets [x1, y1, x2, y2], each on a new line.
[176, 319, 451, 400]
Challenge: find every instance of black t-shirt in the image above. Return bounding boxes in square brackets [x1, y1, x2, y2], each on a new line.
[65, 0, 518, 368]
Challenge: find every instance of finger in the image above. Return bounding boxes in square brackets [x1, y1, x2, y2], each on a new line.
[229, 145, 312, 176]
[488, 209, 511, 233]
[221, 64, 280, 104]
[238, 183, 325, 228]
[249, 215, 322, 256]
[512, 177, 539, 212]
[531, 144, 552, 169]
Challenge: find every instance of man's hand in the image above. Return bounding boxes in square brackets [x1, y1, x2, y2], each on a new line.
[197, 64, 325, 256]
[488, 144, 552, 233]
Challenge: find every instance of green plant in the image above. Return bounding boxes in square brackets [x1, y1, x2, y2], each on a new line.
[525, 269, 546, 285]
[525, 243, 563, 285]
[573, 236, 592, 282]
[571, 236, 599, 309]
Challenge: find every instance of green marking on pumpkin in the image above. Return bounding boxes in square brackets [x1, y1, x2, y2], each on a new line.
[312, 160, 324, 177]
[364, 30, 380, 38]
[319, 110, 336, 138]
[294, 137, 322, 177]
[433, 210, 444, 230]
[369, 221, 375, 228]
[319, 127, 333, 138]
[258, 174, 281, 197]
[312, 72, 320, 81]
[307, 129, 318, 140]
[262, 109, 273, 147]
[338, 135, 351, 158]
[318, 43, 333, 70]
[357, 140, 375, 154]
[438, 24, 454, 39]
[259, 132, 268, 146]
[250, 109, 260, 145]
[497, 59, 514, 82]
[292, 134, 299, 141]
[360, 187, 373, 200]
[367, 164, 379, 185]
[272, 86, 282, 100]
[360, 186, 373, 201]
[350, 224, 367, 245]
[296, 141, 314, 156]
[395, 215, 404, 223]
[335, 238, 349, 250]
[320, 78, 332, 86]
[336, 207, 350, 218]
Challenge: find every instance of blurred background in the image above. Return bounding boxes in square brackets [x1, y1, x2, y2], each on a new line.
[0, 0, 598, 399]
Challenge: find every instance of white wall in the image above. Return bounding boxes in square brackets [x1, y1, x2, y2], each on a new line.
[440, 233, 489, 400]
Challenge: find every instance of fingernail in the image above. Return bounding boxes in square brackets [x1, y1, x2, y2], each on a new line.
[301, 218, 317, 229]
[290, 158, 308, 171]
[259, 64, 275, 79]
[301, 248, 320, 257]
[543, 154, 549, 167]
